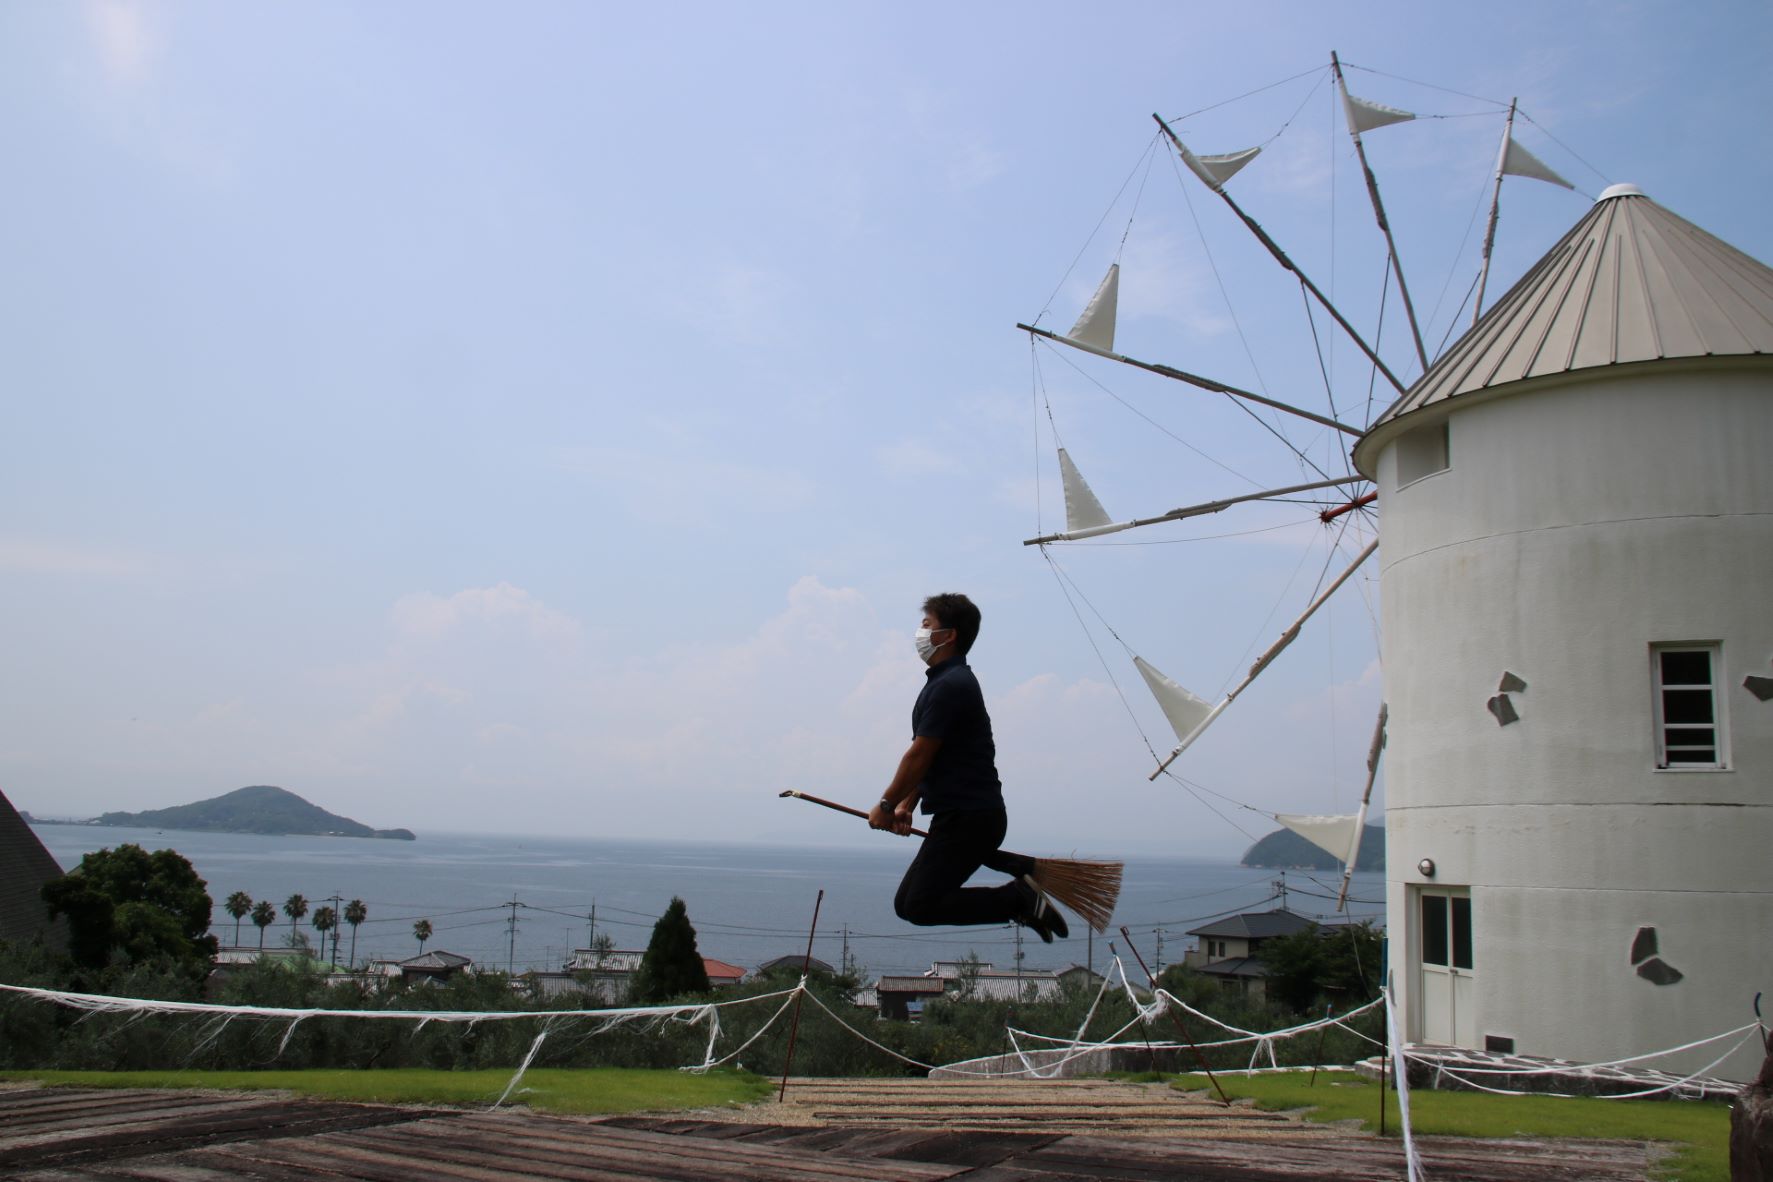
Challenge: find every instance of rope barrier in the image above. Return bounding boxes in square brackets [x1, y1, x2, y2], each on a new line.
[2, 977, 1752, 1109]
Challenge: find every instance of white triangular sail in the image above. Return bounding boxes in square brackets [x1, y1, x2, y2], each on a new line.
[1274, 813, 1364, 865]
[1057, 448, 1112, 532]
[1174, 135, 1262, 192]
[1195, 146, 1261, 189]
[1501, 136, 1573, 190]
[1134, 656, 1216, 745]
[1067, 263, 1120, 351]
[1342, 91, 1415, 134]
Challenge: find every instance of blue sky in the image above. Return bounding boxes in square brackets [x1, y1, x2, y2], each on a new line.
[4, 2, 1769, 856]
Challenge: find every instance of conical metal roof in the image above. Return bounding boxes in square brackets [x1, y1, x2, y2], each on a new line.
[1356, 186, 1773, 469]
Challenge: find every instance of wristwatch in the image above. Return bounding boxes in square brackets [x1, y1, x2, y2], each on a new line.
[878, 799, 892, 812]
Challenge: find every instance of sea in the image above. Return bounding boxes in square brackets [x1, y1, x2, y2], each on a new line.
[28, 823, 1385, 981]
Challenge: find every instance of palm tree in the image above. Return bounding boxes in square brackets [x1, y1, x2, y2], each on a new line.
[251, 900, 276, 949]
[312, 906, 337, 965]
[284, 893, 308, 947]
[224, 891, 253, 947]
[413, 918, 433, 954]
[344, 899, 367, 969]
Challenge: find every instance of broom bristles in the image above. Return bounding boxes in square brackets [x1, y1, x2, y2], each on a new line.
[1029, 857, 1123, 934]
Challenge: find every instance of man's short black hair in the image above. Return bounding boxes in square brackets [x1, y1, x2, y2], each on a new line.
[922, 592, 981, 656]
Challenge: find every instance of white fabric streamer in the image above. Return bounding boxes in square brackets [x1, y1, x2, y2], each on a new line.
[492, 1027, 550, 1109]
[1384, 987, 1425, 1182]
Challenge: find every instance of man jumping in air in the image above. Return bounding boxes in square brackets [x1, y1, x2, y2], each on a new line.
[868, 593, 1068, 942]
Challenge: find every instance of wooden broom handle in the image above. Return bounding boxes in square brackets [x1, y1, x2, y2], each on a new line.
[778, 789, 930, 839]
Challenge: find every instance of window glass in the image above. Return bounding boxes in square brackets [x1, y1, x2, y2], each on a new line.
[1659, 650, 1711, 686]
[1661, 689, 1714, 725]
[1396, 421, 1450, 486]
[1451, 896, 1473, 970]
[1421, 894, 1449, 967]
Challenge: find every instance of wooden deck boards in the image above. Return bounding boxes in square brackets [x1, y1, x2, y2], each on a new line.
[0, 1081, 1662, 1181]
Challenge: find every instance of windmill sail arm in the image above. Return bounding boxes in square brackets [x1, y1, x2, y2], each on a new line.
[1329, 51, 1429, 372]
[1147, 538, 1378, 781]
[1337, 703, 1388, 911]
[1017, 323, 1361, 437]
[1151, 114, 1408, 396]
[1147, 697, 1231, 780]
[1024, 475, 1366, 546]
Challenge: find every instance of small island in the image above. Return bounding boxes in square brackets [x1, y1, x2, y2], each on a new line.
[86, 785, 415, 841]
[1241, 824, 1383, 871]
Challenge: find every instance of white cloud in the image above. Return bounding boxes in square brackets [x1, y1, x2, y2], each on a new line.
[0, 538, 149, 578]
[392, 582, 583, 644]
[875, 439, 963, 477]
[85, 0, 154, 85]
[552, 443, 815, 525]
[1108, 229, 1235, 342]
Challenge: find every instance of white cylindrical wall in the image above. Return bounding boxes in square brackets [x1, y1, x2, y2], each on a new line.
[1372, 362, 1773, 1081]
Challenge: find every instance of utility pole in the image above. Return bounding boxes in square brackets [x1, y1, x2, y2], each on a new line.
[1155, 929, 1165, 975]
[587, 901, 596, 955]
[505, 895, 521, 976]
[1275, 874, 1289, 911]
[1015, 925, 1025, 997]
[328, 894, 344, 967]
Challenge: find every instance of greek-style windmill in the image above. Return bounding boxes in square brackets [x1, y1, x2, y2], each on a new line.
[1021, 56, 1771, 1080]
[1352, 185, 1773, 1081]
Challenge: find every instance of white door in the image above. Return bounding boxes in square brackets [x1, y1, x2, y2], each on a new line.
[1416, 888, 1473, 1046]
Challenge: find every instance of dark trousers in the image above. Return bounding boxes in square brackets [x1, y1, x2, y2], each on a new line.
[893, 808, 1036, 927]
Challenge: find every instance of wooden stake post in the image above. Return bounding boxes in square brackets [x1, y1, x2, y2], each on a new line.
[778, 889, 824, 1102]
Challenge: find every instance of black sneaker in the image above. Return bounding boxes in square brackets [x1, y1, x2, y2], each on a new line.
[1018, 875, 1069, 943]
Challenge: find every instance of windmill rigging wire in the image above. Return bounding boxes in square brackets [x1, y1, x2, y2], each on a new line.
[1299, 281, 1339, 428]
[1425, 165, 1498, 355]
[1163, 132, 1335, 483]
[1260, 69, 1331, 151]
[1116, 140, 1161, 261]
[1039, 548, 1164, 764]
[1035, 337, 1262, 488]
[1218, 525, 1323, 698]
[1341, 62, 1507, 109]
[1166, 64, 1327, 125]
[1517, 110, 1611, 184]
[1075, 518, 1314, 546]
[1034, 134, 1163, 328]
[1160, 768, 1267, 843]
[1364, 258, 1392, 427]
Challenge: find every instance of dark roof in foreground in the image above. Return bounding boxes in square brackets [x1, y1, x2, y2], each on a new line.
[1185, 908, 1314, 940]
[0, 790, 67, 951]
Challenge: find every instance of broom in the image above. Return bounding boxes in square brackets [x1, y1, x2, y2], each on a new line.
[778, 789, 1123, 933]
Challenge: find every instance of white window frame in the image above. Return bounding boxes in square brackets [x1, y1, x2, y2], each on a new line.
[1650, 642, 1728, 771]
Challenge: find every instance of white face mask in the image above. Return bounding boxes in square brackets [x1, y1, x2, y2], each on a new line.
[914, 627, 944, 662]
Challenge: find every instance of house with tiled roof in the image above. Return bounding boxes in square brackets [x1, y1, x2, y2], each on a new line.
[1183, 908, 1314, 1001]
[874, 961, 1063, 1020]
[398, 949, 472, 983]
[755, 954, 836, 978]
[702, 957, 746, 991]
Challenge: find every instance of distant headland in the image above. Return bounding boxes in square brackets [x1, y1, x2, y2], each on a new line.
[67, 785, 416, 841]
[1241, 824, 1383, 871]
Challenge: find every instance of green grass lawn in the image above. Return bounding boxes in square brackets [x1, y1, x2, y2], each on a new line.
[0, 1067, 774, 1116]
[1172, 1071, 1730, 1182]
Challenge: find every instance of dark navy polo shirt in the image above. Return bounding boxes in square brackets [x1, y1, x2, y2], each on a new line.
[912, 656, 1003, 814]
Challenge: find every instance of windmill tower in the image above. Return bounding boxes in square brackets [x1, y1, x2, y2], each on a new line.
[1352, 185, 1773, 1079]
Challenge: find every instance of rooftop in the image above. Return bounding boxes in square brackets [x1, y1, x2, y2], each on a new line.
[1357, 186, 1773, 470]
[1185, 908, 1314, 940]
